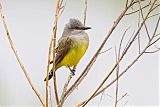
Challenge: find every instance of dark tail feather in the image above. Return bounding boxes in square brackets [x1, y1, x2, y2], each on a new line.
[44, 70, 53, 81]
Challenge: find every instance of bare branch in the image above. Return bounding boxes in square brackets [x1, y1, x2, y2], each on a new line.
[126, 0, 129, 8]
[148, 12, 160, 19]
[52, 0, 61, 105]
[144, 49, 160, 53]
[46, 33, 53, 107]
[0, 2, 45, 107]
[59, 0, 68, 17]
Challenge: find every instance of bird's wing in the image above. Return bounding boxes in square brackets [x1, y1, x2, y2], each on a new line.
[50, 37, 72, 65]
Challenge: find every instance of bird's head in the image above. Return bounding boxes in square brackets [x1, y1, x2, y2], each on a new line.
[63, 18, 91, 36]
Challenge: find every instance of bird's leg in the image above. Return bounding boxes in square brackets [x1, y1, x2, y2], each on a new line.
[68, 66, 76, 76]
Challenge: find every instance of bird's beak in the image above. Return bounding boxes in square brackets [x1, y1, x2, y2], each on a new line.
[81, 26, 91, 30]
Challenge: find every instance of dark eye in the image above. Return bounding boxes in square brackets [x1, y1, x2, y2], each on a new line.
[74, 26, 79, 29]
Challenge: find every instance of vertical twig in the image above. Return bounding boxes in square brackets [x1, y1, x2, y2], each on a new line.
[84, 0, 87, 25]
[52, 0, 61, 106]
[45, 0, 62, 106]
[0, 3, 45, 107]
[47, 0, 64, 106]
[138, 9, 141, 54]
[114, 47, 119, 107]
[46, 35, 53, 107]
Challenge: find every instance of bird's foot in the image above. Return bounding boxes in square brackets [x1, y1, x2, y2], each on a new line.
[68, 66, 76, 76]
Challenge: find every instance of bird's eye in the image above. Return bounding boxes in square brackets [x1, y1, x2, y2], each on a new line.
[74, 26, 79, 29]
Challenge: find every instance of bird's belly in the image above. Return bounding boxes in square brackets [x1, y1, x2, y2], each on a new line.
[59, 41, 88, 67]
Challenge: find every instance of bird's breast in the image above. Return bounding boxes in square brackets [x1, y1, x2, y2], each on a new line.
[60, 34, 89, 67]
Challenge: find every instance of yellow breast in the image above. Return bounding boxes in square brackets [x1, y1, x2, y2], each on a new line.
[56, 35, 89, 68]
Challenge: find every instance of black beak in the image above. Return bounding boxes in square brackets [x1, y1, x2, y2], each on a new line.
[81, 26, 91, 30]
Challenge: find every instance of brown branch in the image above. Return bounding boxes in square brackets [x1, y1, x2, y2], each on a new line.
[45, 33, 53, 107]
[81, 1, 157, 106]
[126, 0, 129, 8]
[0, 3, 45, 107]
[63, 1, 138, 105]
[51, 0, 61, 106]
[45, 0, 63, 106]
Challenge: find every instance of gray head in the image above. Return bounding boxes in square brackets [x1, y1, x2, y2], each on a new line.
[62, 18, 91, 36]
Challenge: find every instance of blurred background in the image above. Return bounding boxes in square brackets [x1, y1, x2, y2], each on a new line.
[0, 0, 159, 106]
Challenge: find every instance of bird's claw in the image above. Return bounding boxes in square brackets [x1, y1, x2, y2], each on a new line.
[68, 66, 76, 76]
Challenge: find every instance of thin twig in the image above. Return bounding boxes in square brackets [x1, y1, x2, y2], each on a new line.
[99, 47, 112, 54]
[117, 93, 128, 103]
[60, 73, 74, 106]
[148, 12, 160, 19]
[137, 8, 141, 54]
[126, 0, 129, 8]
[114, 47, 119, 107]
[51, 0, 62, 106]
[0, 3, 45, 107]
[83, 0, 87, 25]
[46, 33, 53, 107]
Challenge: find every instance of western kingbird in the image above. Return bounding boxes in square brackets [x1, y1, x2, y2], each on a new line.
[44, 18, 91, 81]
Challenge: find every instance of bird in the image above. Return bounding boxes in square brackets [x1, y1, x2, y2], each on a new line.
[44, 18, 91, 81]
